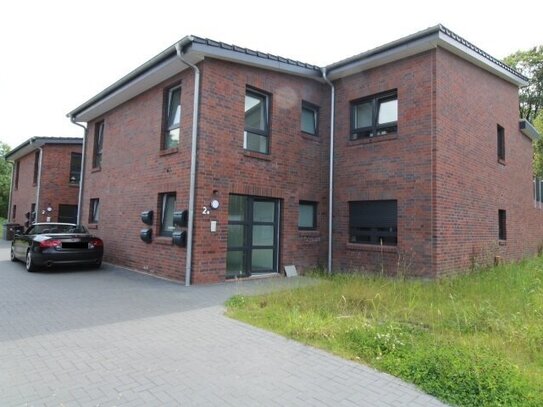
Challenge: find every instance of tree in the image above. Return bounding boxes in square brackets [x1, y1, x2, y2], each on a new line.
[532, 113, 543, 177]
[504, 46, 543, 122]
[0, 141, 12, 219]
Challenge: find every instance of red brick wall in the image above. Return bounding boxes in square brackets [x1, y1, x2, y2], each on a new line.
[38, 145, 81, 223]
[10, 144, 81, 226]
[81, 58, 328, 283]
[332, 51, 435, 276]
[192, 59, 329, 283]
[10, 153, 37, 225]
[434, 48, 543, 273]
[81, 69, 194, 281]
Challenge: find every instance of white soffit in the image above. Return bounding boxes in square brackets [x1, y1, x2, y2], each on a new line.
[74, 55, 199, 122]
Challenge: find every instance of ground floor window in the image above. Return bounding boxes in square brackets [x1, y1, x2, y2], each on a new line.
[58, 204, 78, 224]
[349, 200, 397, 245]
[298, 201, 317, 230]
[159, 192, 176, 236]
[89, 199, 100, 224]
[227, 195, 279, 278]
[499, 209, 507, 240]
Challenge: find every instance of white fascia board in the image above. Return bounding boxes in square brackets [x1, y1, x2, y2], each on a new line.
[326, 35, 439, 81]
[74, 55, 200, 122]
[436, 33, 528, 87]
[190, 43, 322, 79]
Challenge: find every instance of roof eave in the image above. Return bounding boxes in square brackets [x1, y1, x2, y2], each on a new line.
[325, 34, 438, 81]
[5, 137, 83, 161]
[436, 32, 528, 87]
[68, 38, 321, 123]
[325, 27, 528, 87]
[520, 119, 540, 141]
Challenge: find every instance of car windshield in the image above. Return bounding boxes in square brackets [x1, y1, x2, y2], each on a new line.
[27, 224, 89, 235]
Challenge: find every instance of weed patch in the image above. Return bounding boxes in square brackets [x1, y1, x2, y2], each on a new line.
[226, 257, 543, 406]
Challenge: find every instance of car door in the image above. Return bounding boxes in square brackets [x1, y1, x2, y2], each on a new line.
[13, 226, 33, 258]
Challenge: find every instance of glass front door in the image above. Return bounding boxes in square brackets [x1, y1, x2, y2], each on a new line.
[227, 195, 279, 278]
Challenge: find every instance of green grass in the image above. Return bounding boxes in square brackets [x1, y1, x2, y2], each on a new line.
[226, 258, 543, 406]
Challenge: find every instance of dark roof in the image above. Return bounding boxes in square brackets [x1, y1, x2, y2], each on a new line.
[67, 35, 321, 120]
[68, 25, 528, 121]
[5, 137, 83, 161]
[190, 36, 321, 71]
[438, 25, 528, 82]
[326, 24, 528, 83]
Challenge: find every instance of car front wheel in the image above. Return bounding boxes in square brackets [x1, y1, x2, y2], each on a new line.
[25, 250, 38, 272]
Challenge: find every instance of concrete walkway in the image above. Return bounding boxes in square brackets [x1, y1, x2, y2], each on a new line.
[0, 240, 445, 406]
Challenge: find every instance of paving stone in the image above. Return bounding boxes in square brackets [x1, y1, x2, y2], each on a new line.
[0, 240, 447, 406]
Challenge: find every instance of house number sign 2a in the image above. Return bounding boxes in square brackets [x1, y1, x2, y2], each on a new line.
[202, 206, 210, 215]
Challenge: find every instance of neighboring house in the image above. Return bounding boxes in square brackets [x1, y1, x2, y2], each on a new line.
[67, 25, 541, 284]
[6, 137, 83, 227]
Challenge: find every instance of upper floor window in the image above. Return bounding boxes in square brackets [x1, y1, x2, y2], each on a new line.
[89, 198, 100, 224]
[301, 102, 319, 136]
[244, 89, 270, 154]
[93, 121, 104, 168]
[351, 91, 398, 140]
[159, 192, 176, 236]
[497, 124, 505, 162]
[298, 201, 317, 230]
[33, 150, 39, 185]
[69, 153, 82, 184]
[163, 85, 181, 149]
[14, 161, 20, 189]
[349, 200, 397, 245]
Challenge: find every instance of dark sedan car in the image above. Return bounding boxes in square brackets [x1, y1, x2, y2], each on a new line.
[10, 223, 103, 272]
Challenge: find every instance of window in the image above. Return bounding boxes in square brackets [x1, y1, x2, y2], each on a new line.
[58, 204, 78, 224]
[33, 150, 40, 185]
[69, 153, 82, 184]
[298, 201, 317, 230]
[89, 198, 100, 224]
[12, 205, 16, 220]
[349, 200, 397, 245]
[93, 121, 104, 168]
[163, 85, 181, 149]
[351, 91, 398, 140]
[301, 102, 319, 136]
[159, 192, 176, 236]
[497, 124, 505, 161]
[14, 161, 20, 189]
[499, 209, 507, 240]
[244, 89, 270, 154]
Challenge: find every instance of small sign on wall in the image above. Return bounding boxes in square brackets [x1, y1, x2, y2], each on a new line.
[284, 265, 298, 277]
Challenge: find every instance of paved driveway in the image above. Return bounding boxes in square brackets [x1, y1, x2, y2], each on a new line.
[0, 240, 445, 406]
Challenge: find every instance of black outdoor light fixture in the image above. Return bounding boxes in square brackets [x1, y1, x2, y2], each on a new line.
[172, 230, 187, 247]
[141, 210, 153, 225]
[140, 228, 152, 243]
[173, 210, 188, 228]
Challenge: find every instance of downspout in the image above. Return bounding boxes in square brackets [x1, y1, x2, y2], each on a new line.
[321, 68, 335, 275]
[6, 161, 14, 221]
[35, 147, 43, 223]
[175, 38, 200, 287]
[70, 118, 87, 224]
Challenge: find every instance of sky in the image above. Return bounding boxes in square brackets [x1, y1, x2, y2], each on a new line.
[1, 0, 542, 149]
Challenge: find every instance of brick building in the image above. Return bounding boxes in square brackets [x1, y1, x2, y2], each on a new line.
[6, 137, 83, 227]
[67, 25, 541, 284]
